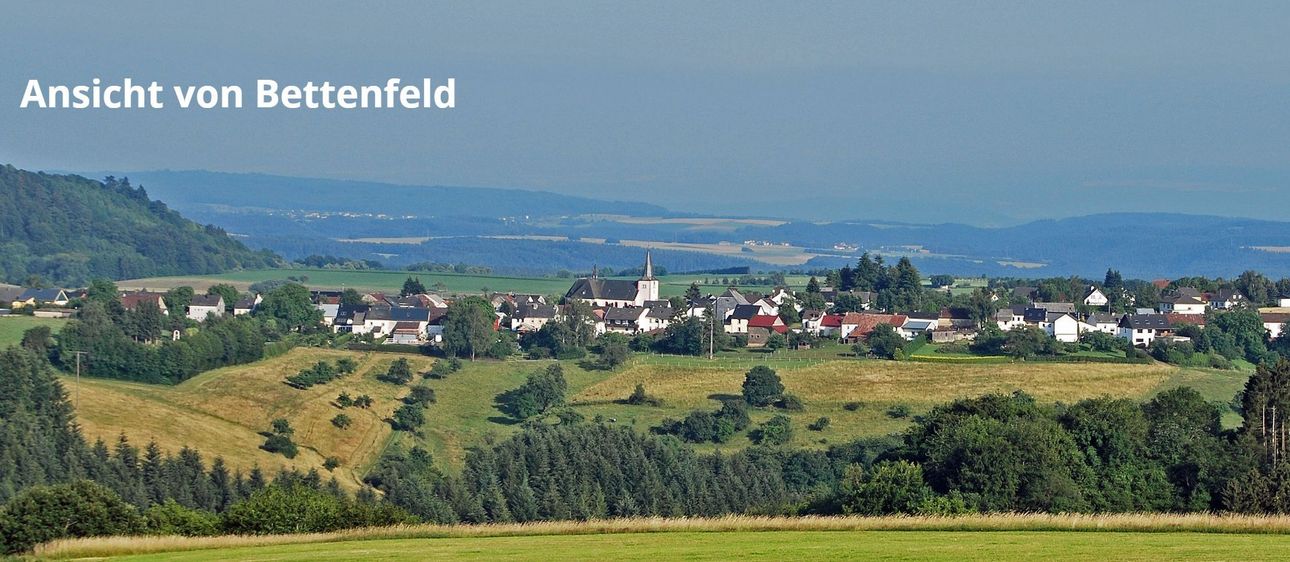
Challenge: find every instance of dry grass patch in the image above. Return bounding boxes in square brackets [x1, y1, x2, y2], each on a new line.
[68, 348, 436, 489]
[576, 360, 1175, 408]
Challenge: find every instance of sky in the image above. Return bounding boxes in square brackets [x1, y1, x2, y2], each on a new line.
[4, 1, 1290, 225]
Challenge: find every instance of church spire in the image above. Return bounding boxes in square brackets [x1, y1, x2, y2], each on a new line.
[591, 263, 598, 279]
[643, 250, 654, 280]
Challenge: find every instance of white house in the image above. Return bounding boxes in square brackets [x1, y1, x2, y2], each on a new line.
[1045, 312, 1081, 343]
[1119, 314, 1170, 347]
[604, 307, 650, 334]
[1279, 295, 1290, 308]
[1262, 313, 1289, 340]
[1085, 313, 1121, 335]
[1083, 287, 1108, 308]
[1209, 289, 1247, 310]
[511, 302, 558, 332]
[1159, 294, 1206, 315]
[233, 294, 262, 315]
[725, 304, 762, 334]
[186, 295, 225, 321]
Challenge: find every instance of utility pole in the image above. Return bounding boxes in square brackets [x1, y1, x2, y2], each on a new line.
[709, 300, 715, 360]
[72, 351, 89, 411]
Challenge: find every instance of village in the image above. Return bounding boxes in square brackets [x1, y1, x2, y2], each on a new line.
[5, 251, 1288, 356]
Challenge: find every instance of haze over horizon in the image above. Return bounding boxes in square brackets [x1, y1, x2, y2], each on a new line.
[6, 2, 1290, 225]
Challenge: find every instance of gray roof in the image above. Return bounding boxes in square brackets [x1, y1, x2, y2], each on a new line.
[18, 288, 67, 301]
[514, 303, 557, 319]
[1161, 294, 1205, 305]
[604, 307, 647, 321]
[1087, 312, 1122, 325]
[189, 294, 223, 307]
[1121, 314, 1170, 330]
[565, 278, 640, 302]
[729, 304, 762, 320]
[1023, 308, 1048, 323]
[1032, 302, 1076, 314]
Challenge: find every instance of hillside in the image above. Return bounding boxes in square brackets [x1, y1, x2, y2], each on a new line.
[68, 346, 1248, 476]
[0, 165, 278, 286]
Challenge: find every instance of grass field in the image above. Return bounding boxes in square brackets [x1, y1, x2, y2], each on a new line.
[0, 315, 67, 346]
[67, 346, 1251, 477]
[117, 268, 809, 298]
[65, 348, 435, 490]
[37, 514, 1290, 561]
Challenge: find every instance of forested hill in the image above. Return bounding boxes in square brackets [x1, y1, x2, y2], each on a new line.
[0, 165, 279, 287]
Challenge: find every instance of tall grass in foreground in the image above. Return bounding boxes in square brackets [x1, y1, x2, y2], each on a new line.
[35, 512, 1290, 559]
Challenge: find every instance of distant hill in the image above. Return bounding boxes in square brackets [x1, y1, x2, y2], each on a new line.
[0, 165, 279, 287]
[88, 170, 671, 219]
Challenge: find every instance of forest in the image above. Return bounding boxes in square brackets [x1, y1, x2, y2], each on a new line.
[0, 166, 278, 287]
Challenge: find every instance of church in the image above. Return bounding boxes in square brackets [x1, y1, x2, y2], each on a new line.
[564, 251, 660, 308]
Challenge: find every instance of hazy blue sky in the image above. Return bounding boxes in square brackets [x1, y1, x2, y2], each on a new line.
[5, 2, 1290, 224]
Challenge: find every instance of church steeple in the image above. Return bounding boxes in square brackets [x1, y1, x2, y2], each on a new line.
[642, 251, 654, 280]
[634, 250, 659, 305]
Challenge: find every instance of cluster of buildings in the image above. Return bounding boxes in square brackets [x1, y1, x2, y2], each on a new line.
[5, 255, 1290, 352]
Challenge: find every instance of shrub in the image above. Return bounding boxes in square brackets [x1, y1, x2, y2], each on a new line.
[426, 356, 463, 379]
[391, 403, 426, 430]
[323, 457, 341, 471]
[332, 413, 352, 429]
[777, 393, 805, 411]
[336, 392, 354, 408]
[221, 483, 414, 535]
[142, 499, 220, 536]
[286, 360, 344, 389]
[749, 414, 793, 445]
[808, 416, 831, 431]
[354, 394, 374, 408]
[405, 386, 436, 406]
[625, 383, 663, 407]
[843, 401, 863, 412]
[261, 434, 299, 458]
[0, 481, 145, 554]
[886, 404, 912, 419]
[497, 364, 568, 420]
[377, 358, 414, 385]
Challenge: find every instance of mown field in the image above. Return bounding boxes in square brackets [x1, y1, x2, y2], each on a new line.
[0, 315, 67, 346]
[37, 514, 1290, 561]
[64, 348, 435, 490]
[117, 268, 811, 298]
[68, 345, 1251, 478]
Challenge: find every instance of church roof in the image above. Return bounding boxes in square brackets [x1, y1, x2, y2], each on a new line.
[564, 278, 640, 302]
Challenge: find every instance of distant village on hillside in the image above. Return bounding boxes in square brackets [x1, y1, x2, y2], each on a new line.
[4, 251, 1289, 354]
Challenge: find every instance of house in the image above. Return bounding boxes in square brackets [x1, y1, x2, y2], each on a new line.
[388, 322, 426, 345]
[896, 316, 935, 340]
[1119, 314, 1171, 347]
[333, 304, 370, 334]
[1085, 312, 1121, 334]
[1159, 294, 1206, 315]
[937, 307, 975, 329]
[725, 304, 763, 334]
[746, 327, 773, 347]
[120, 292, 169, 315]
[931, 328, 976, 343]
[1083, 287, 1109, 307]
[604, 306, 650, 334]
[747, 314, 787, 334]
[817, 313, 845, 337]
[839, 313, 908, 342]
[1045, 312, 1081, 343]
[14, 288, 70, 308]
[233, 294, 262, 315]
[1165, 313, 1205, 330]
[1031, 302, 1076, 314]
[565, 252, 659, 307]
[801, 309, 826, 333]
[511, 302, 558, 333]
[1279, 295, 1290, 308]
[1261, 312, 1290, 340]
[714, 287, 749, 320]
[0, 286, 25, 308]
[185, 295, 225, 321]
[819, 288, 874, 310]
[684, 298, 712, 319]
[994, 305, 1027, 331]
[641, 304, 674, 332]
[1209, 289, 1247, 310]
[314, 296, 341, 326]
[425, 308, 448, 343]
[365, 307, 433, 337]
[1012, 286, 1038, 302]
[751, 297, 780, 317]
